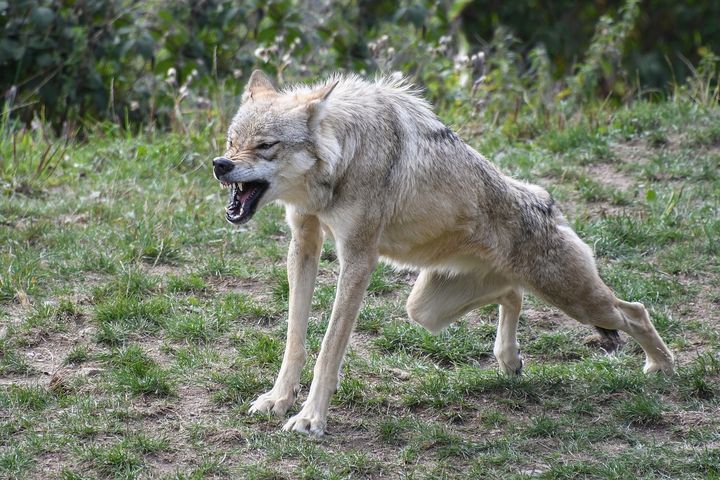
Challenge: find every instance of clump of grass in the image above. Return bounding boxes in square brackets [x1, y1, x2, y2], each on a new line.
[63, 345, 90, 365]
[233, 330, 284, 368]
[78, 442, 143, 478]
[376, 320, 494, 366]
[139, 236, 182, 266]
[570, 399, 597, 416]
[526, 331, 589, 360]
[0, 339, 35, 375]
[237, 463, 287, 479]
[92, 269, 157, 301]
[356, 303, 395, 333]
[211, 369, 269, 405]
[167, 273, 207, 293]
[525, 415, 563, 437]
[107, 344, 174, 397]
[404, 369, 464, 409]
[164, 313, 227, 344]
[576, 176, 629, 205]
[94, 296, 171, 344]
[0, 248, 37, 301]
[333, 377, 367, 407]
[80, 251, 117, 274]
[480, 410, 508, 428]
[335, 451, 384, 477]
[21, 303, 69, 334]
[183, 456, 231, 477]
[377, 417, 413, 445]
[312, 283, 337, 311]
[688, 122, 720, 147]
[270, 267, 289, 303]
[201, 254, 254, 277]
[0, 446, 34, 478]
[215, 292, 280, 325]
[417, 424, 479, 459]
[614, 393, 664, 426]
[168, 345, 220, 369]
[678, 354, 719, 400]
[124, 432, 169, 454]
[59, 468, 95, 479]
[57, 298, 81, 318]
[0, 385, 51, 411]
[95, 322, 128, 347]
[367, 263, 403, 295]
[582, 361, 647, 395]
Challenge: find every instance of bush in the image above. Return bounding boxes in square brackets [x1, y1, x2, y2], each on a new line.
[0, 0, 718, 132]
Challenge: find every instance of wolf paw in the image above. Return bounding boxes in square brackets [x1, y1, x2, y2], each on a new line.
[282, 408, 326, 436]
[497, 355, 524, 376]
[643, 359, 675, 375]
[248, 389, 296, 417]
[495, 350, 523, 375]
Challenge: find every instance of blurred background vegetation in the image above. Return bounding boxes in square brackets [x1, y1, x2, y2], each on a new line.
[1, 0, 718, 134]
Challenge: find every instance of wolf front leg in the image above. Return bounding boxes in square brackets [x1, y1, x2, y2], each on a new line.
[283, 241, 378, 435]
[249, 212, 322, 416]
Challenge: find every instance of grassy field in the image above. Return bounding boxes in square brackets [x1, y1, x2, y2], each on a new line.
[1, 96, 719, 479]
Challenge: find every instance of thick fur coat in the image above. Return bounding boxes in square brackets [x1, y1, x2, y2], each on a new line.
[212, 71, 674, 435]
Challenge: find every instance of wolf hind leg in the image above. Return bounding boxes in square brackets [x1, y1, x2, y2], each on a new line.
[406, 269, 525, 375]
[568, 296, 674, 374]
[406, 269, 512, 334]
[615, 300, 674, 373]
[494, 288, 524, 375]
[526, 229, 674, 374]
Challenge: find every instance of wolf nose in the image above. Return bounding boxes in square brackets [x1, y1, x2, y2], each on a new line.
[213, 157, 235, 177]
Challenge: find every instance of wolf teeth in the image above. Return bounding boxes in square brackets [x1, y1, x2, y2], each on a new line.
[239, 183, 243, 191]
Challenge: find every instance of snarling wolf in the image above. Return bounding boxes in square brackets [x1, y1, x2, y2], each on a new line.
[212, 70, 674, 435]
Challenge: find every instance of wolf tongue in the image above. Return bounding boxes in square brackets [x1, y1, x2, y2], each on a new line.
[239, 187, 255, 205]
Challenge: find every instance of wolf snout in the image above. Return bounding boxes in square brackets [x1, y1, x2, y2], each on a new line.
[213, 157, 235, 177]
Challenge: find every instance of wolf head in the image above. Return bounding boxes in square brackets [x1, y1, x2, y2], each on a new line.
[213, 70, 337, 225]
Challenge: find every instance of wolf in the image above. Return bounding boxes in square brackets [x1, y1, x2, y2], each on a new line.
[212, 70, 674, 435]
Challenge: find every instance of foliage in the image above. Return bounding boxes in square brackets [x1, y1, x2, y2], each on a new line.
[1, 0, 718, 132]
[459, 0, 720, 90]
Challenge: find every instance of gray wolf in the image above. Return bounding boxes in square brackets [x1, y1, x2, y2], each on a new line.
[212, 70, 674, 435]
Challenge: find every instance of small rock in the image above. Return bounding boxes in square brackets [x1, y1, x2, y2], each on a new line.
[388, 367, 411, 381]
[78, 327, 94, 338]
[78, 367, 104, 377]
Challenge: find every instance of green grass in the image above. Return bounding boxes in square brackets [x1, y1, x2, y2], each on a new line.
[63, 345, 90, 365]
[106, 344, 175, 397]
[1, 96, 718, 478]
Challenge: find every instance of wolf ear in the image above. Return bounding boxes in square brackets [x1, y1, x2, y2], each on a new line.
[305, 80, 339, 125]
[242, 70, 277, 103]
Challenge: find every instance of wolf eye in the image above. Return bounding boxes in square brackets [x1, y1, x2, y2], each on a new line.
[256, 141, 279, 150]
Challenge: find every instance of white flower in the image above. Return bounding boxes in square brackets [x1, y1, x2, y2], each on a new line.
[254, 47, 270, 63]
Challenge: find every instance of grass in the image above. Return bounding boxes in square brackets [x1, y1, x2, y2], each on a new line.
[0, 95, 718, 478]
[107, 344, 175, 397]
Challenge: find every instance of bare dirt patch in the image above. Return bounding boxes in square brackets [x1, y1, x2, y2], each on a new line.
[586, 162, 635, 190]
[611, 138, 655, 165]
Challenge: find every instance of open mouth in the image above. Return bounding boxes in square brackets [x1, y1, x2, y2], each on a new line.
[220, 180, 269, 224]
